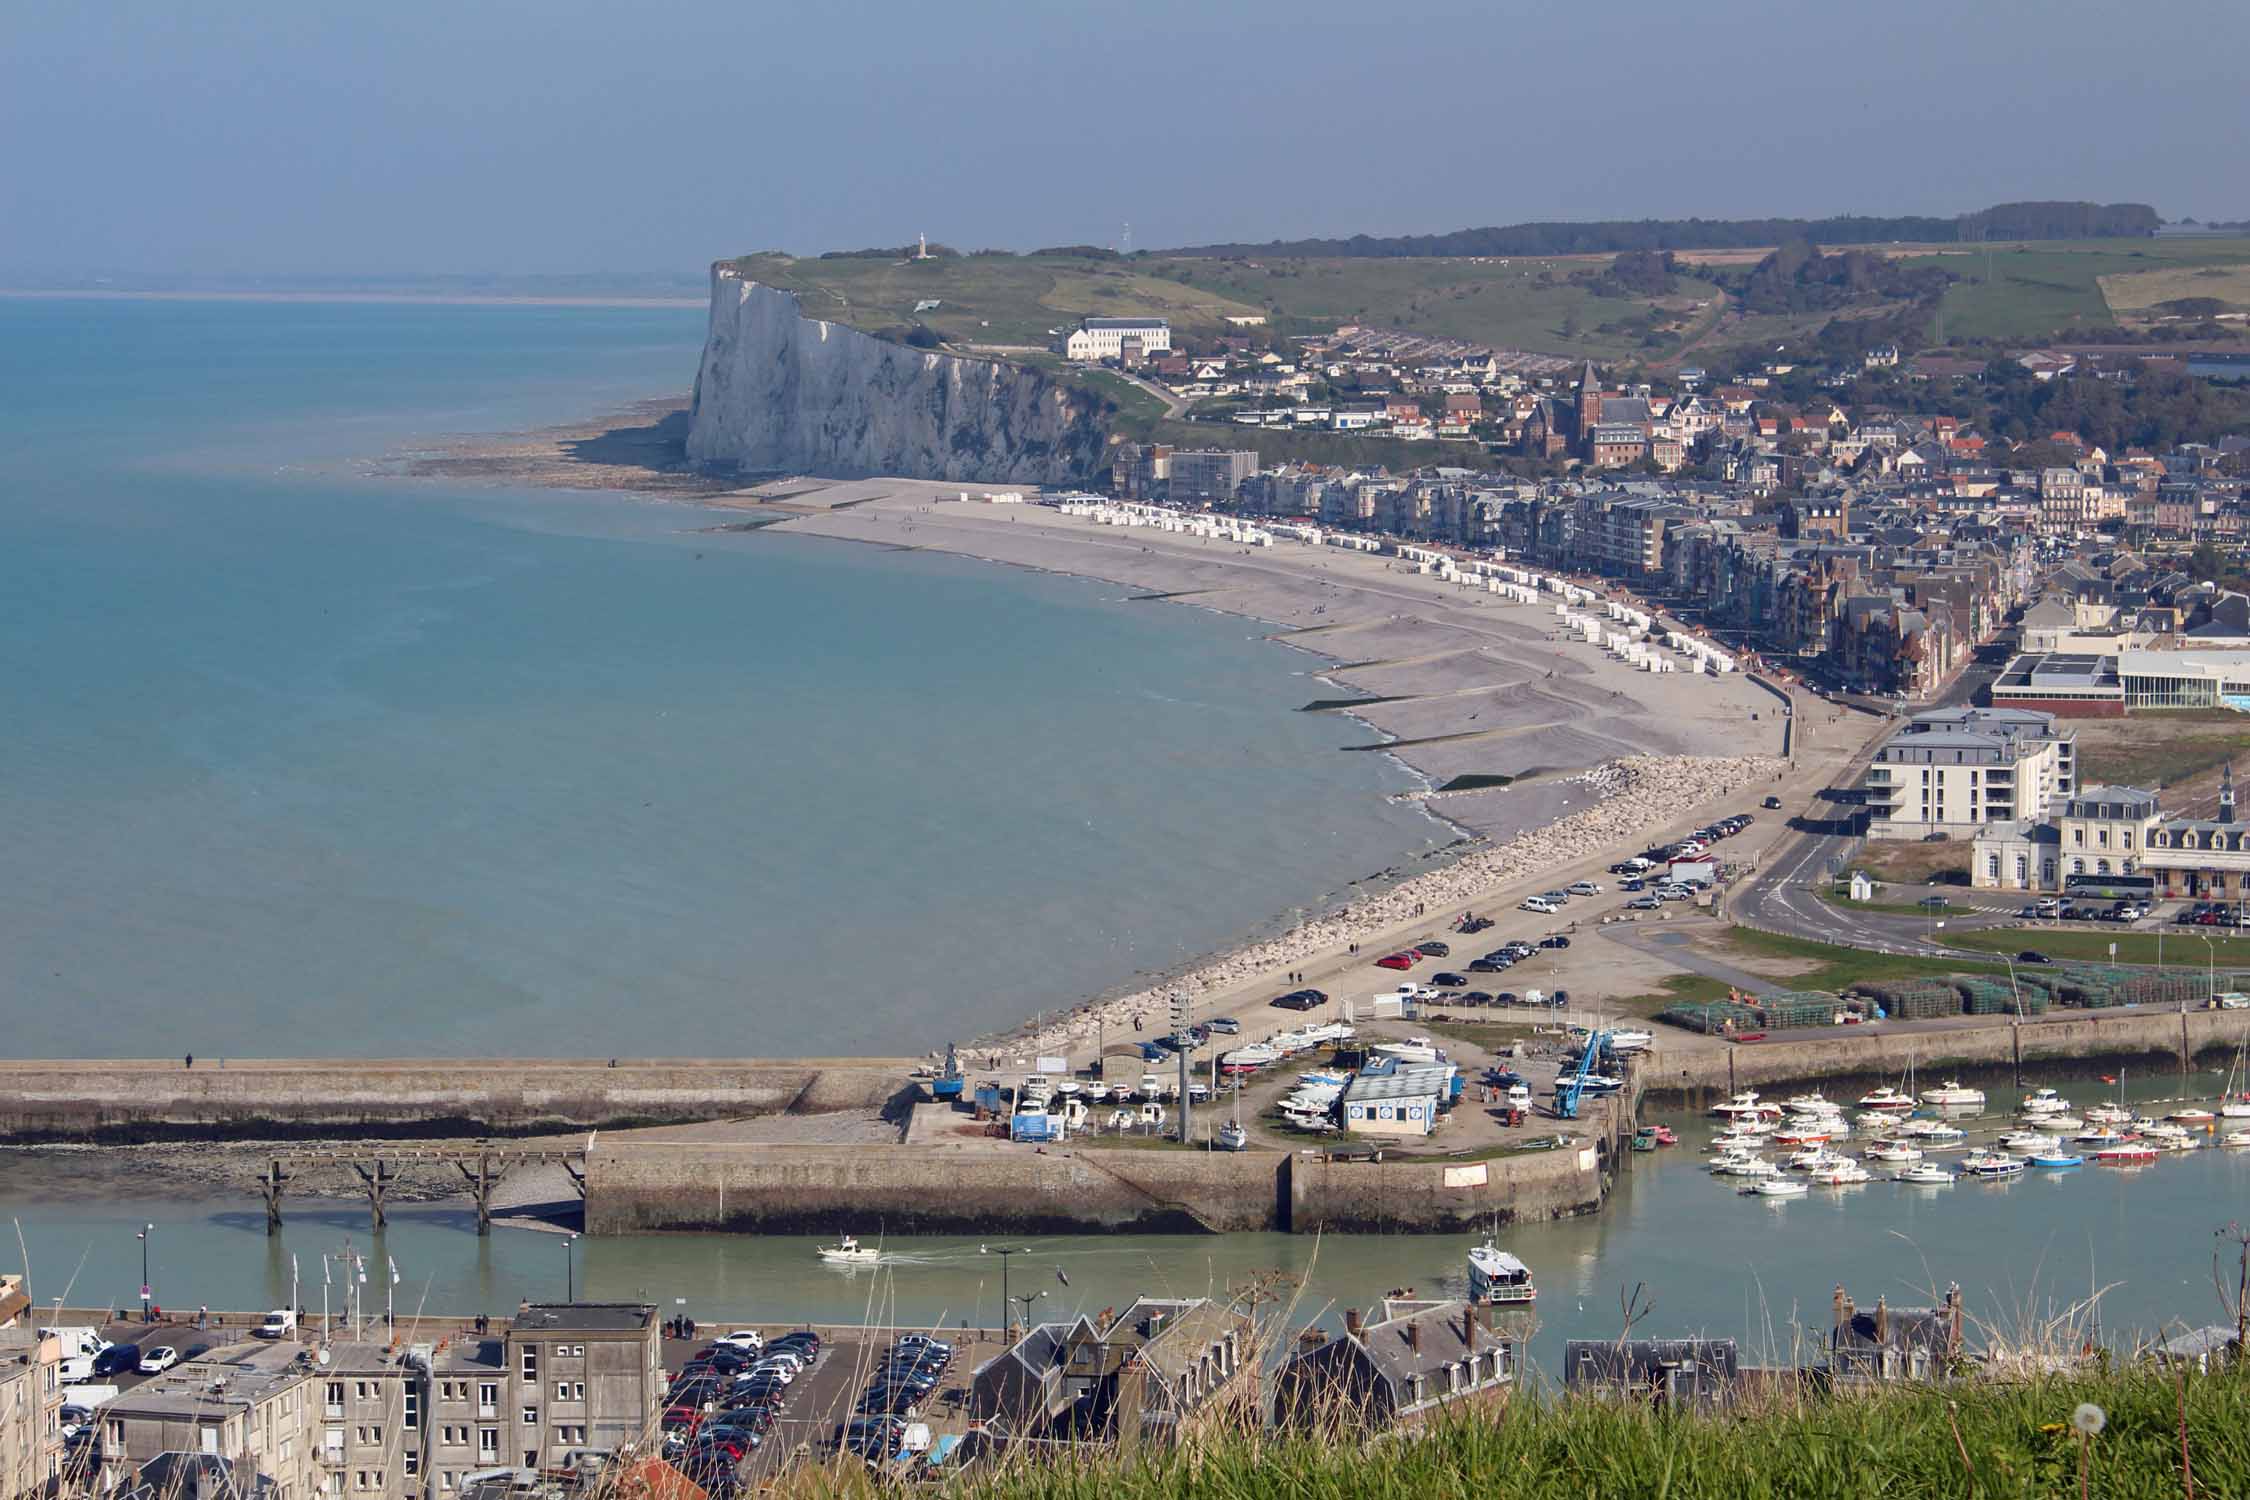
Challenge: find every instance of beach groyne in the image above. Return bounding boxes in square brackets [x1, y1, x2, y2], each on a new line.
[1642, 1005, 2247, 1107]
[0, 1058, 916, 1142]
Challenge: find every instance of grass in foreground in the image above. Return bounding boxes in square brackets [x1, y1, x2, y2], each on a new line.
[1946, 927, 2250, 969]
[825, 1371, 2250, 1500]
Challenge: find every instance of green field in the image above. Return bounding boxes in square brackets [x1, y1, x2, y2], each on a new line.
[1137, 253, 1726, 358]
[1613, 972, 1735, 1016]
[722, 252, 1268, 345]
[1905, 236, 2250, 341]
[1946, 928, 2250, 969]
[1722, 928, 2009, 990]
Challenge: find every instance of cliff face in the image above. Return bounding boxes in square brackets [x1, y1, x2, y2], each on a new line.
[685, 267, 1109, 484]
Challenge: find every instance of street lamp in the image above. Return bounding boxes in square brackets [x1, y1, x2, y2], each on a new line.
[563, 1234, 578, 1302]
[989, 1246, 1021, 1334]
[138, 1224, 154, 1318]
[1008, 1290, 1046, 1331]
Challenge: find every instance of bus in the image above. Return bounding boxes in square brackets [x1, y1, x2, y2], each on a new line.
[2063, 872, 2157, 904]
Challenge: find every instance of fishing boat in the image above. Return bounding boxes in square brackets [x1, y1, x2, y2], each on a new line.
[1864, 1141, 1923, 1164]
[1807, 1158, 1872, 1185]
[2092, 1143, 2160, 1164]
[2030, 1152, 2085, 1168]
[1773, 1127, 1835, 1147]
[1959, 1151, 2026, 1179]
[1894, 1163, 1957, 1185]
[1856, 1085, 1916, 1113]
[1997, 1130, 2062, 1154]
[817, 1234, 881, 1266]
[2224, 1130, 2250, 1149]
[1466, 1239, 1538, 1305]
[1750, 1179, 1809, 1198]
[1920, 1080, 1986, 1109]
[1710, 1092, 1783, 1121]
[2168, 1107, 2217, 1125]
[2018, 1088, 2070, 1117]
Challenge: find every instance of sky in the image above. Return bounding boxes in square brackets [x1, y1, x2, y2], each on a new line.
[5, 0, 2248, 279]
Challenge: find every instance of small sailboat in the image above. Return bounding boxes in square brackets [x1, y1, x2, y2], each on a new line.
[1216, 1119, 1248, 1152]
[817, 1234, 881, 1265]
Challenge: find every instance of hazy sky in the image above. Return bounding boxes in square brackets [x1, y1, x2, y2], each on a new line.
[6, 0, 2246, 277]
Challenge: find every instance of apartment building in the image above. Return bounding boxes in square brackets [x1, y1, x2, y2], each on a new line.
[98, 1341, 323, 1500]
[1058, 318, 1171, 362]
[502, 1305, 664, 1469]
[0, 1329, 61, 1500]
[1862, 707, 2076, 839]
[1166, 449, 1258, 505]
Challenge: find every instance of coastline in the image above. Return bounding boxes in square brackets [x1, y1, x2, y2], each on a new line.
[382, 401, 1791, 1062]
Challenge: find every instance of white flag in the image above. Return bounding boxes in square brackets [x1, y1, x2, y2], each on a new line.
[388, 1257, 400, 1287]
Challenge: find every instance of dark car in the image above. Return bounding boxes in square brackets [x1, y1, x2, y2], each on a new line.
[837, 1417, 908, 1460]
[1467, 958, 1503, 973]
[2017, 950, 2052, 964]
[1620, 877, 1645, 891]
[1269, 992, 1319, 1011]
[1539, 935, 1571, 950]
[1413, 939, 1451, 958]
[92, 1344, 142, 1378]
[1495, 991, 1519, 1005]
[1917, 895, 1951, 909]
[1430, 972, 1467, 988]
[1761, 795, 1782, 809]
[1463, 991, 1493, 1005]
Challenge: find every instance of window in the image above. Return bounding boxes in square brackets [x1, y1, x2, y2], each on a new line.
[555, 1381, 583, 1402]
[326, 1382, 346, 1418]
[441, 1474, 455, 1492]
[477, 1383, 498, 1418]
[521, 1347, 538, 1382]
[355, 1382, 373, 1401]
[405, 1453, 419, 1478]
[404, 1388, 419, 1431]
[1987, 854, 2000, 879]
[327, 1475, 344, 1497]
[477, 1428, 499, 1460]
[521, 1406, 539, 1427]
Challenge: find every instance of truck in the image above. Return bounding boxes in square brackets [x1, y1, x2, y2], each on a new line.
[40, 1328, 109, 1360]
[1008, 1110, 1065, 1144]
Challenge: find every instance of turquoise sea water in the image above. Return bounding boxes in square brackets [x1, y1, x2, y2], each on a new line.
[0, 296, 1449, 1057]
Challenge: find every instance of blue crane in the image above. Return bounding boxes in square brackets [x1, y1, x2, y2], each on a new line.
[1552, 1029, 1610, 1120]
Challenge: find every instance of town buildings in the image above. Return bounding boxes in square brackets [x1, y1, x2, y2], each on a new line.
[1274, 1300, 1514, 1432]
[970, 1298, 1253, 1451]
[1862, 708, 2077, 839]
[1058, 318, 1172, 363]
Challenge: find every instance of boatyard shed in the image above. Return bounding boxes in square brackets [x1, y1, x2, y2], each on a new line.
[1275, 1299, 1514, 1433]
[1340, 1060, 1452, 1137]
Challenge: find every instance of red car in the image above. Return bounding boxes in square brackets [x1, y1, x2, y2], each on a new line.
[1375, 952, 1416, 970]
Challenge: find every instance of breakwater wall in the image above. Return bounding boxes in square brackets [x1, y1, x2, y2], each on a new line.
[1641, 1007, 2244, 1107]
[0, 1058, 916, 1142]
[585, 1094, 1627, 1236]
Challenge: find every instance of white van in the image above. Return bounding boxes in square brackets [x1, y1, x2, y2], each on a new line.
[1519, 896, 1558, 914]
[253, 1309, 297, 1340]
[40, 1328, 108, 1360]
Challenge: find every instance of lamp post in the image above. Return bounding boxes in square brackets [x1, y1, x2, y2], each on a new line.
[990, 1246, 1020, 1336]
[563, 1234, 578, 1302]
[1008, 1290, 1046, 1332]
[138, 1224, 154, 1318]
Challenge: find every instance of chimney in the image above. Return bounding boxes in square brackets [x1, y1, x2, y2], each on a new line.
[1874, 1297, 1889, 1345]
[1344, 1308, 1362, 1339]
[1946, 1284, 1964, 1361]
[1833, 1286, 1850, 1332]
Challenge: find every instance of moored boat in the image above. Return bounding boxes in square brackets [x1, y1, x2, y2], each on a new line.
[1710, 1091, 1783, 1121]
[2092, 1143, 2160, 1164]
[1959, 1151, 2026, 1179]
[1807, 1158, 1872, 1185]
[2167, 1107, 2216, 1125]
[2225, 1130, 2250, 1149]
[1750, 1179, 1809, 1198]
[1467, 1237, 1537, 1305]
[2019, 1088, 2070, 1116]
[1920, 1080, 1986, 1109]
[1997, 1130, 2061, 1154]
[1856, 1085, 1916, 1113]
[2030, 1152, 2085, 1168]
[1894, 1163, 1957, 1185]
[1864, 1141, 1923, 1164]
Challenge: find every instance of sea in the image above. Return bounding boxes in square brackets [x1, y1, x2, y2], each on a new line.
[0, 294, 1452, 1059]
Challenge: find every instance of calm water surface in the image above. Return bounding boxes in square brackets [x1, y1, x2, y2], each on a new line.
[0, 296, 1449, 1056]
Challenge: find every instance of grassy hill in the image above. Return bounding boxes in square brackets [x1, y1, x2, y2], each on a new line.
[1903, 236, 2250, 341]
[719, 252, 1267, 346]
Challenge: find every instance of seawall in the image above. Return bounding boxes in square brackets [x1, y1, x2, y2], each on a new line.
[1642, 1006, 2244, 1106]
[584, 1094, 1627, 1236]
[0, 1058, 916, 1143]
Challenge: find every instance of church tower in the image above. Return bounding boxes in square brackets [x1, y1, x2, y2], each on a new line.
[1575, 361, 1602, 440]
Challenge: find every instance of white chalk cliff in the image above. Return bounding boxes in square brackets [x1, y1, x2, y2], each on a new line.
[686, 266, 1108, 484]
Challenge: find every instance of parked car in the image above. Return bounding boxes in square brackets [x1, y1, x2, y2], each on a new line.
[1430, 972, 1467, 988]
[1621, 877, 1646, 891]
[136, 1347, 180, 1375]
[1206, 1016, 1240, 1035]
[92, 1345, 141, 1378]
[712, 1330, 766, 1353]
[1375, 952, 1417, 970]
[1626, 896, 1661, 910]
[1539, 935, 1571, 950]
[2017, 950, 2052, 964]
[1519, 898, 1558, 915]
[1413, 939, 1450, 958]
[1566, 880, 1601, 896]
[1467, 957, 1503, 973]
[1762, 796, 1783, 809]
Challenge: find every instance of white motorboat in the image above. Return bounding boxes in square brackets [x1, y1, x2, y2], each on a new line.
[1807, 1158, 1872, 1185]
[1856, 1086, 1916, 1113]
[2222, 1095, 2250, 1120]
[1710, 1092, 1783, 1121]
[2036, 1114, 2084, 1133]
[1785, 1145, 1847, 1171]
[2224, 1130, 2250, 1148]
[1997, 1130, 2061, 1154]
[1466, 1238, 1537, 1305]
[1750, 1179, 1809, 1198]
[1919, 1080, 1986, 1109]
[1219, 1044, 1279, 1073]
[1712, 1154, 1778, 1178]
[2085, 1102, 2132, 1126]
[1959, 1151, 2026, 1179]
[1864, 1140, 1923, 1164]
[2019, 1088, 2070, 1117]
[1782, 1092, 1836, 1114]
[1897, 1120, 1966, 1145]
[1607, 1030, 1654, 1053]
[2168, 1107, 2216, 1125]
[2074, 1127, 2129, 1147]
[817, 1234, 881, 1266]
[1894, 1163, 1957, 1185]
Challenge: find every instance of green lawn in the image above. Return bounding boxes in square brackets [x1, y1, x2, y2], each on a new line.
[1945, 928, 2250, 969]
[1611, 972, 1734, 1016]
[1902, 235, 2250, 341]
[1721, 927, 2010, 989]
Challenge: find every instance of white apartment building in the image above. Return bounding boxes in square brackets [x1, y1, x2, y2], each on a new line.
[1862, 707, 2076, 840]
[1059, 317, 1171, 362]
